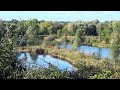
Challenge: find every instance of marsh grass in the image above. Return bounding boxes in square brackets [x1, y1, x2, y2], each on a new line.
[39, 46, 120, 79]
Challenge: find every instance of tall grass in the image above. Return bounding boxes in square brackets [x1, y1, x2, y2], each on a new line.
[40, 46, 120, 79]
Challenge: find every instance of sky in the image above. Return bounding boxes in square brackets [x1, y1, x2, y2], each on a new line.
[0, 11, 120, 22]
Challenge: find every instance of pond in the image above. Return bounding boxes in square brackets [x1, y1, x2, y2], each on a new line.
[17, 44, 111, 71]
[17, 52, 76, 71]
[58, 44, 111, 59]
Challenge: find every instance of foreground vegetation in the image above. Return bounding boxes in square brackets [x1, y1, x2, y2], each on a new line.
[43, 46, 120, 79]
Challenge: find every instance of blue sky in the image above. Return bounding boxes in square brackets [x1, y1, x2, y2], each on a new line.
[0, 11, 120, 22]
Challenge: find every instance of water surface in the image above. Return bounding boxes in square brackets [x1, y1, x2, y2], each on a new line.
[58, 44, 111, 59]
[18, 52, 76, 71]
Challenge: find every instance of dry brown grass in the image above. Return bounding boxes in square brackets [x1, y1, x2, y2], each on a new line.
[43, 46, 120, 72]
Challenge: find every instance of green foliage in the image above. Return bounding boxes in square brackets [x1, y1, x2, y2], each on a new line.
[75, 30, 81, 46]
[40, 21, 52, 29]
[84, 37, 92, 46]
[23, 67, 72, 79]
[72, 44, 78, 51]
[85, 24, 98, 36]
[111, 22, 120, 63]
[43, 37, 57, 47]
[62, 29, 67, 35]
[26, 27, 35, 45]
[111, 32, 120, 63]
[75, 29, 85, 46]
[57, 29, 61, 38]
[1, 19, 120, 79]
[90, 69, 113, 79]
[64, 23, 76, 36]
[0, 21, 6, 39]
[76, 61, 100, 79]
[0, 23, 24, 79]
[102, 29, 111, 44]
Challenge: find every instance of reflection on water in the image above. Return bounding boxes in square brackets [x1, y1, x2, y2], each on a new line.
[58, 44, 111, 59]
[17, 52, 75, 71]
[17, 44, 111, 72]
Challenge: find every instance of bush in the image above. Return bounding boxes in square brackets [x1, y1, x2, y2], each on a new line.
[89, 69, 113, 79]
[35, 48, 45, 55]
[44, 35, 56, 41]
[76, 61, 100, 79]
[0, 26, 25, 79]
[23, 66, 72, 79]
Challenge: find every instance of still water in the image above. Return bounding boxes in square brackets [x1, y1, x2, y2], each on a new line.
[58, 44, 111, 59]
[17, 52, 76, 71]
[18, 44, 111, 71]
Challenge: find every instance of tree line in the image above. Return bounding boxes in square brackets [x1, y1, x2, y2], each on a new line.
[0, 19, 118, 45]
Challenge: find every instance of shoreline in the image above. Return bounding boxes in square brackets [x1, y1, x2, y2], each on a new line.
[43, 46, 98, 66]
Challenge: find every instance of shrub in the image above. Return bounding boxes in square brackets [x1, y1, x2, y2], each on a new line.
[89, 69, 113, 79]
[44, 35, 56, 41]
[0, 26, 25, 79]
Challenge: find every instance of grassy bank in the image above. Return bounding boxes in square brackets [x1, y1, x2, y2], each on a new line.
[42, 46, 120, 79]
[16, 45, 120, 79]
[43, 46, 110, 67]
[92, 43, 111, 48]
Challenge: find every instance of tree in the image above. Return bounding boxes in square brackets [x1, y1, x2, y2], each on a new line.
[111, 32, 120, 63]
[0, 24, 24, 79]
[75, 28, 85, 46]
[63, 33, 67, 47]
[85, 24, 98, 36]
[10, 19, 18, 24]
[111, 22, 120, 63]
[26, 26, 35, 45]
[57, 29, 61, 38]
[92, 19, 100, 25]
[39, 21, 52, 35]
[103, 29, 111, 44]
[75, 29, 80, 46]
[52, 22, 64, 34]
[30, 18, 38, 25]
[0, 20, 6, 39]
[62, 29, 67, 35]
[64, 23, 76, 36]
[96, 23, 104, 42]
[47, 25, 53, 35]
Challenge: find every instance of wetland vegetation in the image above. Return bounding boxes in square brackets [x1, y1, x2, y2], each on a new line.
[0, 11, 120, 79]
